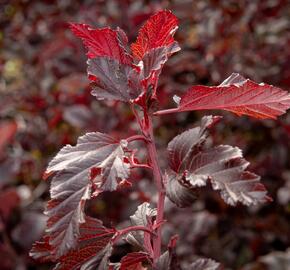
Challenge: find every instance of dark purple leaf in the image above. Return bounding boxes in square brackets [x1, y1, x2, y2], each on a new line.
[44, 132, 131, 257]
[166, 116, 271, 207]
[88, 57, 141, 102]
[189, 258, 220, 270]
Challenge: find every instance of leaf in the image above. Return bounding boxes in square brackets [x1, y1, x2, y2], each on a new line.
[165, 116, 271, 207]
[70, 23, 132, 65]
[126, 203, 156, 252]
[131, 10, 179, 60]
[44, 132, 131, 257]
[88, 57, 141, 102]
[189, 258, 220, 270]
[0, 120, 17, 156]
[178, 73, 290, 119]
[31, 218, 115, 270]
[120, 252, 151, 270]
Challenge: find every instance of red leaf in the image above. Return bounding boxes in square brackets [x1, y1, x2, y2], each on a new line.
[0, 188, 20, 220]
[120, 252, 151, 270]
[70, 23, 132, 65]
[178, 73, 290, 119]
[0, 120, 17, 155]
[131, 10, 179, 60]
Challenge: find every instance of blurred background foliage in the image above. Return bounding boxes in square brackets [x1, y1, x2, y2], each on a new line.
[0, 0, 289, 269]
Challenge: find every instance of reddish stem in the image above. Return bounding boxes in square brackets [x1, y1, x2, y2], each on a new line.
[127, 134, 148, 143]
[153, 107, 179, 116]
[113, 225, 154, 244]
[145, 116, 165, 261]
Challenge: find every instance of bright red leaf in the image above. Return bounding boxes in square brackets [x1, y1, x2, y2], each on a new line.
[70, 23, 132, 65]
[178, 73, 290, 119]
[131, 10, 179, 60]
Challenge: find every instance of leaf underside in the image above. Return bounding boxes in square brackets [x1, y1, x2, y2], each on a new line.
[166, 115, 271, 207]
[178, 73, 290, 119]
[189, 258, 220, 270]
[43, 132, 130, 257]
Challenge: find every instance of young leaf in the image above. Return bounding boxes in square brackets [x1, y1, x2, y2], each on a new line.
[87, 57, 141, 102]
[177, 73, 290, 119]
[126, 203, 156, 252]
[120, 252, 152, 270]
[131, 10, 179, 60]
[44, 132, 131, 257]
[165, 116, 271, 207]
[189, 258, 220, 270]
[70, 23, 132, 65]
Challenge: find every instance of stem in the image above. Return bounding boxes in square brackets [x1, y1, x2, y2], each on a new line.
[113, 225, 154, 243]
[127, 134, 148, 143]
[146, 116, 165, 260]
[153, 107, 179, 116]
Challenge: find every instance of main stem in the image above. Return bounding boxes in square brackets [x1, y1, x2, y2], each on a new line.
[146, 116, 165, 260]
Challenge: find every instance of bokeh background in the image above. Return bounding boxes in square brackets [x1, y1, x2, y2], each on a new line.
[0, 0, 289, 269]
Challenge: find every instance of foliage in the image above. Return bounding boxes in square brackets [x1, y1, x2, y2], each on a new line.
[1, 1, 290, 270]
[27, 8, 290, 270]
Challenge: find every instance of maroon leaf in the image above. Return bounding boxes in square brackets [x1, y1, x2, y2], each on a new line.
[31, 217, 115, 270]
[131, 10, 179, 60]
[126, 203, 156, 253]
[0, 120, 17, 156]
[166, 116, 271, 207]
[87, 57, 141, 102]
[44, 132, 131, 257]
[178, 73, 290, 119]
[120, 252, 151, 270]
[189, 258, 220, 270]
[70, 23, 132, 65]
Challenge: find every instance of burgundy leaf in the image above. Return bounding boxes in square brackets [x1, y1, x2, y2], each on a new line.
[120, 252, 151, 270]
[30, 235, 55, 263]
[31, 218, 115, 269]
[189, 258, 220, 270]
[0, 120, 17, 156]
[126, 203, 156, 253]
[87, 57, 141, 102]
[178, 73, 290, 119]
[44, 132, 131, 257]
[131, 10, 179, 60]
[166, 116, 271, 207]
[70, 23, 132, 65]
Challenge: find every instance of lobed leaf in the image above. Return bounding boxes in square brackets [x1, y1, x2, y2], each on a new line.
[30, 217, 115, 270]
[166, 116, 271, 207]
[70, 23, 132, 64]
[131, 10, 179, 60]
[87, 57, 141, 102]
[120, 252, 151, 270]
[178, 73, 290, 119]
[189, 258, 220, 270]
[126, 203, 156, 252]
[44, 132, 131, 257]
